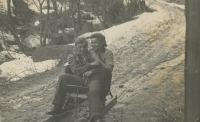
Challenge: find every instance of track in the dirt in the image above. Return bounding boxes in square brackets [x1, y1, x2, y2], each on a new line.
[43, 96, 117, 122]
[43, 110, 73, 122]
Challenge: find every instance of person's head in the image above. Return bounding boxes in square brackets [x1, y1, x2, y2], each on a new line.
[75, 37, 88, 55]
[90, 33, 107, 52]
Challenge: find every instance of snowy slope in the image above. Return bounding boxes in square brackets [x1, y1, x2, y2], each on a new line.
[0, 52, 60, 82]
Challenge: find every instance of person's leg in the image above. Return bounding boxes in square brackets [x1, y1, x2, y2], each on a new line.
[100, 68, 112, 108]
[64, 65, 77, 104]
[47, 73, 84, 115]
[65, 65, 73, 74]
[87, 80, 102, 121]
[52, 73, 84, 106]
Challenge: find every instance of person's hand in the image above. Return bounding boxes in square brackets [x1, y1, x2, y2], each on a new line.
[88, 46, 93, 52]
[90, 60, 100, 66]
[83, 70, 92, 77]
[90, 50, 99, 61]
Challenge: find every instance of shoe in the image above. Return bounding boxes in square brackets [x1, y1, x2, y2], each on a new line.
[93, 115, 102, 122]
[100, 101, 105, 109]
[63, 103, 75, 111]
[46, 105, 62, 115]
[88, 115, 102, 122]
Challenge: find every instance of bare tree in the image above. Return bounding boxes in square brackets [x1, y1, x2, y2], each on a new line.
[69, 0, 77, 38]
[0, 42, 3, 52]
[91, 0, 108, 29]
[43, 0, 50, 46]
[102, 0, 108, 28]
[12, 0, 34, 24]
[75, 0, 82, 31]
[7, 0, 26, 53]
[33, 0, 46, 46]
[51, 0, 59, 33]
[125, 0, 138, 16]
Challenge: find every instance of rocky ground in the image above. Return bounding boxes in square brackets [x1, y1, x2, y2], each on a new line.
[0, 0, 185, 122]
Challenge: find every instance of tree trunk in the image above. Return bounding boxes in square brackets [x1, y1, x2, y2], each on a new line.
[69, 0, 77, 39]
[76, 0, 82, 32]
[134, 0, 138, 13]
[102, 0, 107, 26]
[52, 0, 58, 33]
[43, 0, 50, 46]
[0, 42, 3, 52]
[91, 0, 108, 29]
[141, 0, 146, 12]
[101, 0, 109, 28]
[12, 0, 31, 23]
[7, 0, 26, 54]
[185, 0, 200, 122]
[39, 3, 44, 46]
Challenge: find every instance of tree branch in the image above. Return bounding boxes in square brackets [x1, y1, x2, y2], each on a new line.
[32, 0, 40, 10]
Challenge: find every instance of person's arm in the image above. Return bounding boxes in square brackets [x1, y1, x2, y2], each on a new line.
[99, 51, 114, 72]
[90, 66, 101, 75]
[68, 54, 93, 76]
[89, 50, 114, 72]
[83, 66, 101, 77]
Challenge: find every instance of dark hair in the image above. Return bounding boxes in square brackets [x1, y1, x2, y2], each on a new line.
[90, 33, 107, 47]
[75, 37, 88, 46]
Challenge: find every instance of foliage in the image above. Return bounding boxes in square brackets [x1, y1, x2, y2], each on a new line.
[164, 0, 185, 5]
[83, 0, 147, 28]
[12, 0, 36, 25]
[0, 13, 10, 31]
[0, 0, 148, 53]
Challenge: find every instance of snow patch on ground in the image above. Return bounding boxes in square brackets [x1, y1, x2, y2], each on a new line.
[0, 51, 26, 59]
[0, 54, 60, 82]
[81, 0, 185, 52]
[34, 20, 40, 26]
[0, 33, 15, 41]
[24, 35, 40, 48]
[81, 12, 162, 49]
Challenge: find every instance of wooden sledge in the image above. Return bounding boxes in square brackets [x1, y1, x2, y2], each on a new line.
[43, 91, 117, 122]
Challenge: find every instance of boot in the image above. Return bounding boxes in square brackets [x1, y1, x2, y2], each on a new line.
[46, 105, 62, 115]
[100, 99, 106, 109]
[93, 115, 102, 122]
[62, 103, 75, 111]
[88, 115, 102, 122]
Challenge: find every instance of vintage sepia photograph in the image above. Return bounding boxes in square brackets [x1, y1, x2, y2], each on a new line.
[0, 0, 198, 122]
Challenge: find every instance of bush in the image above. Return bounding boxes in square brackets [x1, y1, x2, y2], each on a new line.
[32, 45, 74, 64]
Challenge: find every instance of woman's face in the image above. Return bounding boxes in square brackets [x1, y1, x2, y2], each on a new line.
[90, 38, 103, 52]
[76, 42, 88, 55]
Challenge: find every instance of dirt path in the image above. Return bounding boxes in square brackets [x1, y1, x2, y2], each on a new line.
[0, 0, 185, 122]
[104, 0, 185, 121]
[0, 67, 65, 122]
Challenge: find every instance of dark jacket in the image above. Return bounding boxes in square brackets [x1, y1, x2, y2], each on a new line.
[67, 50, 101, 85]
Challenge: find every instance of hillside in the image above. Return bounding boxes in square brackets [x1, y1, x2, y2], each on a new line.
[0, 0, 185, 122]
